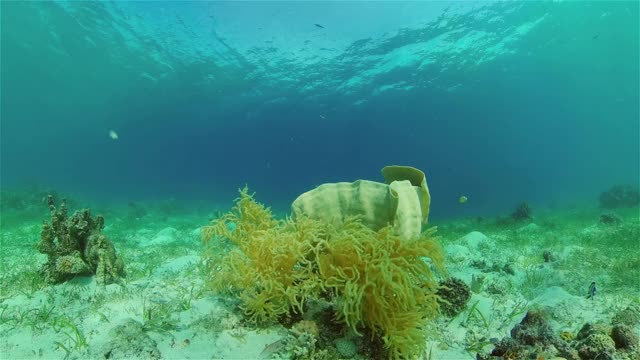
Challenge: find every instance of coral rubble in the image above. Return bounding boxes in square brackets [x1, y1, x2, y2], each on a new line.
[37, 195, 125, 285]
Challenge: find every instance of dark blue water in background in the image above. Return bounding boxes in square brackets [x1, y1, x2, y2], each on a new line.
[1, 1, 638, 219]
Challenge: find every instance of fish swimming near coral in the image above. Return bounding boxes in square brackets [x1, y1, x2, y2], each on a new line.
[259, 339, 285, 359]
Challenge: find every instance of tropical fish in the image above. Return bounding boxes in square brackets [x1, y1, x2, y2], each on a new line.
[458, 195, 468, 204]
[259, 339, 285, 359]
[109, 130, 119, 140]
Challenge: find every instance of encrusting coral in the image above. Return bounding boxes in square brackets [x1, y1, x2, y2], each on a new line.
[38, 195, 125, 285]
[202, 186, 444, 359]
[436, 277, 472, 317]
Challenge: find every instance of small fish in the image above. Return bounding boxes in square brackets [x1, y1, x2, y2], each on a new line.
[458, 195, 468, 204]
[587, 281, 596, 299]
[319, 115, 326, 120]
[260, 339, 285, 359]
[109, 130, 119, 140]
[314, 23, 324, 29]
[592, 34, 600, 40]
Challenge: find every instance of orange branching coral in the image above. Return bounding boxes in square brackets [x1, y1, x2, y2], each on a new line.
[202, 187, 445, 359]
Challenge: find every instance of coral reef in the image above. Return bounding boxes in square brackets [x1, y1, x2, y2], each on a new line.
[486, 309, 579, 360]
[277, 320, 330, 360]
[560, 330, 575, 342]
[542, 250, 557, 263]
[510, 309, 555, 346]
[510, 202, 532, 221]
[202, 187, 444, 359]
[575, 323, 616, 360]
[599, 185, 640, 209]
[37, 195, 125, 285]
[100, 319, 161, 359]
[334, 337, 357, 358]
[610, 324, 638, 350]
[484, 313, 640, 360]
[612, 305, 640, 327]
[436, 277, 471, 317]
[599, 212, 622, 225]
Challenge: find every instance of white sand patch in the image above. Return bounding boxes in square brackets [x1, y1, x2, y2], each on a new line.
[517, 222, 541, 233]
[430, 346, 474, 360]
[212, 329, 282, 359]
[152, 255, 200, 278]
[143, 227, 180, 247]
[532, 286, 574, 308]
[460, 231, 491, 250]
[445, 244, 471, 262]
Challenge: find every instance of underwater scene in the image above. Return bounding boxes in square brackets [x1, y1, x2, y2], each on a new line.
[1, 1, 639, 360]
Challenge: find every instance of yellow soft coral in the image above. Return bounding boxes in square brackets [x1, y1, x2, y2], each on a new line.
[202, 187, 321, 323]
[316, 221, 444, 358]
[202, 187, 444, 359]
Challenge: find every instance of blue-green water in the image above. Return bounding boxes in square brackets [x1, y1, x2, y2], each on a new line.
[1, 1, 638, 219]
[1, 3, 639, 359]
